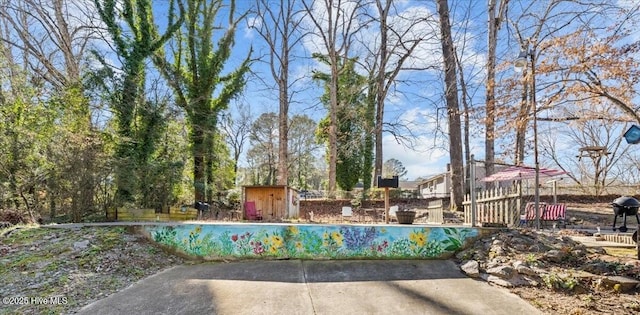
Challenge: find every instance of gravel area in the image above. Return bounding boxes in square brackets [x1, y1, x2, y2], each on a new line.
[455, 228, 640, 315]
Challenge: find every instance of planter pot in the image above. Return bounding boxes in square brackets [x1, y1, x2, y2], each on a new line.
[396, 211, 416, 224]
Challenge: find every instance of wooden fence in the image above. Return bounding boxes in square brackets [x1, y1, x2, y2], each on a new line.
[107, 206, 198, 222]
[463, 186, 521, 227]
[412, 199, 444, 224]
[426, 199, 444, 224]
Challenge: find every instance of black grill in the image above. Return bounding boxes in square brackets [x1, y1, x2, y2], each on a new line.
[611, 196, 640, 232]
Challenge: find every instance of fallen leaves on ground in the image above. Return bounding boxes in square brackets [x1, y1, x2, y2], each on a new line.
[0, 225, 185, 314]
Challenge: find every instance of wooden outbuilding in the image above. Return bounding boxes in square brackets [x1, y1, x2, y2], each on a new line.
[242, 185, 300, 220]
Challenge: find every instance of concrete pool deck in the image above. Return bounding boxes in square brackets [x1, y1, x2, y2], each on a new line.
[77, 259, 542, 315]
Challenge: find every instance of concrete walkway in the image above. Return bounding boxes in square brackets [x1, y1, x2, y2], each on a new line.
[78, 260, 541, 315]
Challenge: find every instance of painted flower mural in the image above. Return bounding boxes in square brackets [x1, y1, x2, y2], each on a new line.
[148, 224, 478, 260]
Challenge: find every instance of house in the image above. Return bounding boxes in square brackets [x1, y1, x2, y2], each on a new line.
[417, 173, 450, 199]
[398, 180, 421, 198]
[417, 162, 508, 199]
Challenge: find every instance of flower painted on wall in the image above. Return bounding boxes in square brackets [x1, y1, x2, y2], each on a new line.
[322, 231, 341, 254]
[152, 226, 178, 247]
[186, 225, 205, 255]
[272, 235, 284, 247]
[267, 235, 284, 254]
[330, 232, 343, 246]
[340, 226, 377, 251]
[251, 240, 265, 255]
[409, 230, 427, 247]
[292, 229, 323, 257]
[227, 231, 254, 256]
[385, 228, 444, 258]
[371, 240, 389, 253]
[147, 224, 477, 260]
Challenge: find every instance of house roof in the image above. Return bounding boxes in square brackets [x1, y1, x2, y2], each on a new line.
[398, 181, 420, 189]
[418, 173, 448, 185]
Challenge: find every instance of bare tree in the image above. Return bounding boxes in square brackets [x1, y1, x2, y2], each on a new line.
[616, 154, 640, 186]
[504, 0, 619, 164]
[0, 0, 99, 90]
[251, 0, 308, 186]
[543, 105, 630, 195]
[485, 0, 508, 182]
[499, 1, 640, 193]
[0, 0, 105, 221]
[248, 112, 280, 185]
[382, 158, 407, 179]
[220, 100, 253, 186]
[301, 0, 368, 197]
[436, 0, 464, 211]
[507, 1, 565, 165]
[288, 114, 322, 189]
[450, 0, 490, 194]
[543, 30, 640, 123]
[366, 0, 435, 185]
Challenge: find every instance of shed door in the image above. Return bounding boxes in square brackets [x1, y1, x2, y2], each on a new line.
[247, 188, 286, 219]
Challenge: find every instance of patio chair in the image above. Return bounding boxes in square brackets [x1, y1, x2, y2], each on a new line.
[244, 201, 263, 220]
[521, 202, 547, 227]
[387, 205, 398, 222]
[341, 206, 353, 222]
[543, 203, 567, 228]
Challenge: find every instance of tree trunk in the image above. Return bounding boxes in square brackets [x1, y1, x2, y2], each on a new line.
[328, 62, 338, 197]
[49, 179, 57, 220]
[374, 105, 383, 185]
[436, 0, 464, 211]
[114, 64, 143, 204]
[363, 86, 376, 194]
[485, 0, 499, 186]
[514, 83, 529, 165]
[116, 74, 138, 204]
[205, 134, 215, 203]
[373, 0, 389, 184]
[457, 58, 471, 194]
[278, 76, 289, 185]
[192, 127, 206, 203]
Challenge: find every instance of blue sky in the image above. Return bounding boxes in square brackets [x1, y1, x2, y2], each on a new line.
[139, 0, 640, 183]
[230, 0, 490, 181]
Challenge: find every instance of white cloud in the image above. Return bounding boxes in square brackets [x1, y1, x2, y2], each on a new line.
[255, 1, 489, 180]
[301, 0, 364, 56]
[380, 106, 451, 180]
[244, 16, 260, 39]
[383, 133, 449, 180]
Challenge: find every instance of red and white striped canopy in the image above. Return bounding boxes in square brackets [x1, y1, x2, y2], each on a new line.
[481, 166, 567, 182]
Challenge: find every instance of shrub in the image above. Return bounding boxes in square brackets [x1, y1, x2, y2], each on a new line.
[0, 209, 26, 225]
